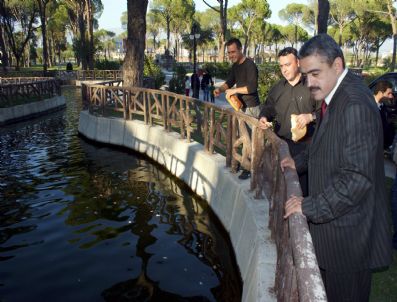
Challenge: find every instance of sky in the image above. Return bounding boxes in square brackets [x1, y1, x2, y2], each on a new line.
[98, 0, 306, 32]
[97, 0, 392, 55]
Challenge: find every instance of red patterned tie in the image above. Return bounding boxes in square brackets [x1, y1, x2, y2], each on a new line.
[321, 100, 327, 119]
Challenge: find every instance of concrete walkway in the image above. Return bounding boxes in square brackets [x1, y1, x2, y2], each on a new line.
[161, 68, 231, 109]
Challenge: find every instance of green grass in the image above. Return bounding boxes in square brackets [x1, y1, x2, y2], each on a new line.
[370, 177, 397, 301]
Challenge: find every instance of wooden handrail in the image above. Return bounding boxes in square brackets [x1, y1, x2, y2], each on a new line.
[0, 77, 61, 103]
[81, 80, 326, 301]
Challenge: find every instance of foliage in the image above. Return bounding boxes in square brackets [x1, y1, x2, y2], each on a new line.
[94, 60, 122, 70]
[168, 64, 186, 94]
[257, 63, 282, 103]
[228, 0, 271, 55]
[201, 62, 230, 79]
[144, 56, 165, 89]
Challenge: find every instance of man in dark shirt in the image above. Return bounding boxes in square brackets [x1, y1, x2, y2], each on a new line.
[373, 80, 395, 149]
[214, 38, 261, 179]
[259, 47, 318, 196]
[214, 38, 260, 118]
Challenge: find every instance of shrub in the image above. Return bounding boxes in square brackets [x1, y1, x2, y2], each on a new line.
[257, 63, 281, 103]
[168, 65, 187, 94]
[94, 60, 122, 70]
[144, 56, 165, 89]
[201, 62, 231, 79]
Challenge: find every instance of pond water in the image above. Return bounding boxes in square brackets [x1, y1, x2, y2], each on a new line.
[0, 87, 242, 302]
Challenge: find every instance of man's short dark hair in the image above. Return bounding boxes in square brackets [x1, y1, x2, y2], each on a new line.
[278, 47, 298, 58]
[299, 34, 345, 68]
[226, 38, 242, 49]
[374, 80, 393, 95]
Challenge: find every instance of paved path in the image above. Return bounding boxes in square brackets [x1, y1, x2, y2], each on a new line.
[161, 68, 231, 109]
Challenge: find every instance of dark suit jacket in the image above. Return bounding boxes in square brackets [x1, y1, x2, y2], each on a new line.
[295, 71, 393, 272]
[379, 103, 395, 149]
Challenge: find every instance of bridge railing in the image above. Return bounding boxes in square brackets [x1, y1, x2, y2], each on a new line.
[0, 77, 61, 103]
[82, 80, 326, 302]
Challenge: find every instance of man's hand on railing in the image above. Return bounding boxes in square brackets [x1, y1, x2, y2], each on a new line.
[258, 117, 272, 130]
[284, 195, 303, 219]
[280, 156, 296, 172]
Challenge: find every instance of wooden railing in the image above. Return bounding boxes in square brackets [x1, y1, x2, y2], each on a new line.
[82, 81, 327, 302]
[0, 77, 61, 103]
[76, 70, 122, 81]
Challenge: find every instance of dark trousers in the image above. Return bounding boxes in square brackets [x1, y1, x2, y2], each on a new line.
[286, 139, 309, 197]
[391, 172, 397, 249]
[320, 268, 372, 302]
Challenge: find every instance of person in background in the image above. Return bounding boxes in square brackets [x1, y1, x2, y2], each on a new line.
[282, 34, 392, 302]
[258, 47, 318, 196]
[209, 80, 215, 103]
[373, 80, 395, 150]
[214, 38, 260, 179]
[201, 69, 212, 101]
[185, 76, 190, 97]
[191, 72, 200, 99]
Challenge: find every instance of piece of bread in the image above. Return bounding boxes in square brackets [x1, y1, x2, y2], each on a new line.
[226, 94, 243, 111]
[291, 114, 307, 142]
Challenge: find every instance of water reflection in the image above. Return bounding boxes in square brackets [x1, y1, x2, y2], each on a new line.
[0, 87, 241, 301]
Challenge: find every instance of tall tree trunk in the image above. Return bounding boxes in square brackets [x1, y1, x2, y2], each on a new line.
[38, 0, 49, 72]
[387, 0, 397, 71]
[219, 0, 227, 62]
[86, 0, 94, 70]
[122, 0, 148, 87]
[317, 0, 329, 34]
[0, 23, 9, 70]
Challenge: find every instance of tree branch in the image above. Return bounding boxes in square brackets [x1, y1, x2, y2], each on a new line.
[202, 0, 220, 13]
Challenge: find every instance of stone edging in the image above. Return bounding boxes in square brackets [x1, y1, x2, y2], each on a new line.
[0, 96, 66, 126]
[78, 111, 277, 302]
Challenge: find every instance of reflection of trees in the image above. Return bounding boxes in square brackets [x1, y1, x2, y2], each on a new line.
[61, 130, 242, 300]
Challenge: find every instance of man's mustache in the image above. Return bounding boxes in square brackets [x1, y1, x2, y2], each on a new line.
[309, 87, 320, 92]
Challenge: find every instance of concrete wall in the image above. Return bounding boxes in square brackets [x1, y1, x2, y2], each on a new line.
[0, 96, 66, 125]
[78, 111, 277, 302]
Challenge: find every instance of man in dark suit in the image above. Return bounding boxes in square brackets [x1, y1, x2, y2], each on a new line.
[373, 80, 395, 149]
[282, 34, 392, 301]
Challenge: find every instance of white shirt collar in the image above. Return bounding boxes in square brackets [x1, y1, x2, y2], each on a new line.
[324, 68, 348, 105]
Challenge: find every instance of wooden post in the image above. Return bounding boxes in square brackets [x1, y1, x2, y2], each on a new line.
[209, 107, 215, 154]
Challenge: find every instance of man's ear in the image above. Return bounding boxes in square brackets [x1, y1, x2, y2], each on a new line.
[333, 57, 344, 73]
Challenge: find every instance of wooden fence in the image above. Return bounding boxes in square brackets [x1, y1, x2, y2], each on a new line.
[0, 77, 61, 103]
[82, 80, 327, 301]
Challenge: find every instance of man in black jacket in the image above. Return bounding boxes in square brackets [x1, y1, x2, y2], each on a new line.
[259, 47, 319, 196]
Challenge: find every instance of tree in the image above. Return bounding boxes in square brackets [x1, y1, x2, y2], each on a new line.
[281, 24, 309, 48]
[47, 3, 68, 65]
[228, 0, 271, 56]
[151, 0, 173, 53]
[0, 14, 9, 70]
[0, 0, 38, 70]
[329, 0, 355, 46]
[146, 11, 161, 51]
[202, 0, 229, 62]
[318, 0, 330, 33]
[122, 0, 148, 87]
[279, 3, 307, 46]
[36, 0, 51, 72]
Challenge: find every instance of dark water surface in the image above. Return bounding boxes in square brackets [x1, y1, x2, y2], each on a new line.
[0, 87, 242, 302]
